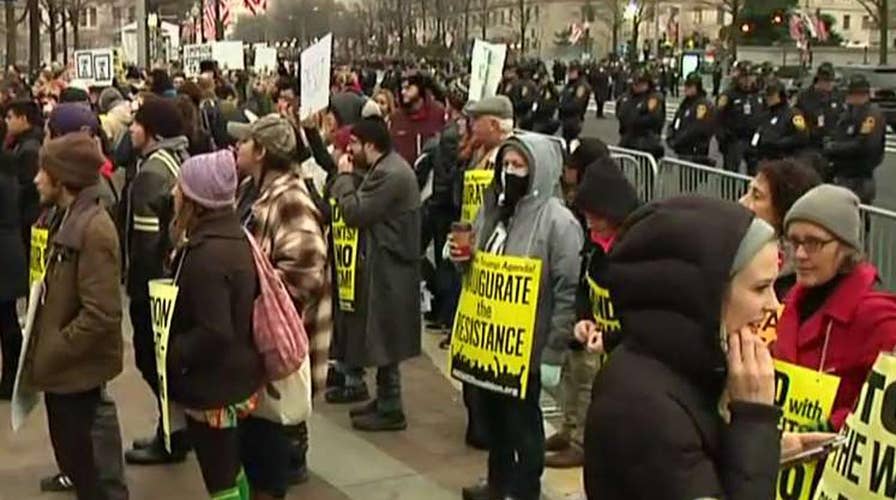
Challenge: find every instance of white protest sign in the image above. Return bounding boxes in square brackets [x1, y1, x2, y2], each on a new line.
[183, 43, 213, 77]
[300, 33, 333, 120]
[74, 48, 115, 87]
[255, 46, 278, 75]
[468, 39, 507, 101]
[212, 40, 245, 71]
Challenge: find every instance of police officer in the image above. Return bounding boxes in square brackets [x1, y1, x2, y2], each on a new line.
[666, 72, 714, 165]
[617, 69, 665, 159]
[823, 74, 886, 204]
[532, 69, 561, 135]
[589, 61, 611, 118]
[717, 61, 762, 173]
[746, 78, 810, 174]
[511, 62, 539, 130]
[553, 59, 567, 85]
[559, 61, 592, 143]
[794, 63, 844, 152]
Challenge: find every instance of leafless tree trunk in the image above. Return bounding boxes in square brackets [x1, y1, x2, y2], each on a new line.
[5, 2, 17, 68]
[479, 0, 487, 39]
[29, 0, 39, 73]
[517, 0, 532, 53]
[856, 0, 888, 64]
[48, 1, 58, 61]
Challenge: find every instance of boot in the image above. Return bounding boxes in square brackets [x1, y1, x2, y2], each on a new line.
[124, 431, 189, 465]
[349, 399, 378, 418]
[325, 384, 369, 404]
[543, 433, 570, 453]
[545, 444, 585, 469]
[326, 364, 345, 389]
[351, 410, 407, 432]
[462, 480, 502, 500]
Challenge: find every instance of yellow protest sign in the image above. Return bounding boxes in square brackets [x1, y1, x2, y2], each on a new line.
[774, 360, 841, 500]
[449, 252, 541, 399]
[149, 279, 179, 453]
[759, 304, 785, 346]
[29, 227, 49, 285]
[587, 276, 620, 334]
[330, 200, 359, 312]
[461, 169, 495, 224]
[813, 353, 896, 500]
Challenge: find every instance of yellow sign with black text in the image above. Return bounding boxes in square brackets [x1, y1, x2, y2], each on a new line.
[149, 279, 179, 453]
[461, 169, 495, 224]
[330, 201, 359, 312]
[813, 353, 896, 500]
[29, 227, 49, 285]
[449, 252, 541, 399]
[774, 360, 841, 500]
[587, 276, 620, 333]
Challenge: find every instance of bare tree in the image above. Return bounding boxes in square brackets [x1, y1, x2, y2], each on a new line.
[629, 2, 646, 63]
[855, 0, 889, 64]
[479, 0, 487, 39]
[5, 2, 28, 67]
[700, 0, 744, 63]
[29, 0, 39, 72]
[596, 0, 624, 57]
[517, 0, 533, 53]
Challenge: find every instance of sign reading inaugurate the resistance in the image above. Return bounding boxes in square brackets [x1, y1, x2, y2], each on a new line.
[449, 252, 541, 399]
[461, 170, 494, 224]
[774, 360, 840, 500]
[149, 279, 179, 453]
[813, 353, 896, 500]
[330, 201, 359, 312]
[29, 227, 48, 285]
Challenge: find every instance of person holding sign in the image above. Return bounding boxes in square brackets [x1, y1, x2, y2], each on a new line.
[774, 185, 896, 431]
[584, 197, 783, 500]
[23, 132, 124, 500]
[450, 134, 582, 500]
[329, 115, 422, 432]
[547, 155, 641, 469]
[167, 150, 265, 500]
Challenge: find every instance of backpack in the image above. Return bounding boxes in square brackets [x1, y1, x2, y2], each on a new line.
[243, 228, 309, 381]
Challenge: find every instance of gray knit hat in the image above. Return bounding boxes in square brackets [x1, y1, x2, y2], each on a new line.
[784, 184, 862, 250]
[730, 217, 777, 276]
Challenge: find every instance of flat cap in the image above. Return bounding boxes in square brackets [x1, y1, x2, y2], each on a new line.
[463, 95, 514, 120]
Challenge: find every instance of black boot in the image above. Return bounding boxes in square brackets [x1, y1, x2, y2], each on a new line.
[124, 430, 189, 465]
[284, 423, 309, 486]
[351, 410, 407, 432]
[462, 480, 502, 500]
[325, 384, 369, 404]
[349, 399, 378, 418]
[326, 364, 345, 389]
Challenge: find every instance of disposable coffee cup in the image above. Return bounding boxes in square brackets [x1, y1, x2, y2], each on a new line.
[451, 222, 473, 259]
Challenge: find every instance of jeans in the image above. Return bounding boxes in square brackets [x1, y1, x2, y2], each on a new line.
[46, 388, 107, 500]
[481, 374, 544, 500]
[93, 389, 128, 500]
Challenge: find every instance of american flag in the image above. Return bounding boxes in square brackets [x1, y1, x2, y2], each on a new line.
[243, 0, 268, 16]
[204, 0, 233, 40]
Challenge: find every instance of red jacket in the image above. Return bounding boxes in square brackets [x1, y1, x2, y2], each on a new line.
[773, 262, 896, 430]
[390, 99, 446, 165]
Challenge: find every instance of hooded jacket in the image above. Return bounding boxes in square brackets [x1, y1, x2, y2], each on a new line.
[125, 135, 190, 299]
[584, 197, 781, 500]
[471, 134, 583, 367]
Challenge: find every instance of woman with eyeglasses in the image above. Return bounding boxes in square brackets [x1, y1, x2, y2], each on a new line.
[774, 184, 896, 431]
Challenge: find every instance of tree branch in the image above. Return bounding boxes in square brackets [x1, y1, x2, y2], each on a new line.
[854, 0, 882, 24]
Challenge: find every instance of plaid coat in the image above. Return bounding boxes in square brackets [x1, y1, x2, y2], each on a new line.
[239, 170, 332, 395]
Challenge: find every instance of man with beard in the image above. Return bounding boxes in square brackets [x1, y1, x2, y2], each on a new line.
[390, 72, 446, 165]
[329, 116, 422, 431]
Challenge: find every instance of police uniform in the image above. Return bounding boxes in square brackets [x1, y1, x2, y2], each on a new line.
[717, 81, 763, 173]
[747, 97, 810, 172]
[824, 76, 886, 204]
[532, 80, 560, 135]
[794, 68, 845, 151]
[589, 64, 611, 118]
[617, 77, 665, 159]
[666, 78, 714, 165]
[559, 71, 592, 142]
[509, 78, 539, 130]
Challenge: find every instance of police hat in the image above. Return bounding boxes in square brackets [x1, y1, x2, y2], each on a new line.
[847, 74, 871, 94]
[764, 78, 787, 97]
[735, 60, 755, 77]
[816, 63, 835, 81]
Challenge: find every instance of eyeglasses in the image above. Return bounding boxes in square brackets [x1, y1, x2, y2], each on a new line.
[784, 237, 836, 254]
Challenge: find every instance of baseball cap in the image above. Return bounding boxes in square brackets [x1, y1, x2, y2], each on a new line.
[227, 114, 297, 159]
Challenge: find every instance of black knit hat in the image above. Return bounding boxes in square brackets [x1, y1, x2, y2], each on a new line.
[134, 96, 184, 139]
[574, 157, 641, 225]
[568, 137, 610, 174]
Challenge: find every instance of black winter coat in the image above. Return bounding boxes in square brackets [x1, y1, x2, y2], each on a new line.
[167, 211, 264, 410]
[7, 127, 44, 247]
[0, 161, 27, 301]
[584, 197, 782, 500]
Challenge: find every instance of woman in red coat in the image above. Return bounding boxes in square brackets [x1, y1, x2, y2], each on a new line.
[774, 184, 896, 430]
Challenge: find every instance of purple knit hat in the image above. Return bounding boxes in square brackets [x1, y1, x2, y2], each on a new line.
[178, 150, 237, 209]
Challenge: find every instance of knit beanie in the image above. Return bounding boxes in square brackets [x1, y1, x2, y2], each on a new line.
[574, 157, 641, 225]
[134, 96, 184, 139]
[567, 137, 610, 173]
[98, 87, 125, 114]
[178, 150, 237, 209]
[48, 103, 100, 138]
[730, 217, 777, 276]
[329, 92, 366, 127]
[60, 86, 90, 104]
[784, 184, 862, 250]
[39, 132, 104, 189]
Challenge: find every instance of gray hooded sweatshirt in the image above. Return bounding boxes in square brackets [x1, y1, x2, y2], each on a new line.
[471, 134, 583, 367]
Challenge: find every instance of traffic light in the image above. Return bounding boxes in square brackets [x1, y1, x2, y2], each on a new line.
[740, 22, 752, 34]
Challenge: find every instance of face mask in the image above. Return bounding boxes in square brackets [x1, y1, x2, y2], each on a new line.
[500, 170, 530, 219]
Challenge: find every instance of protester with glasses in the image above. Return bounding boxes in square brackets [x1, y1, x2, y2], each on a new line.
[773, 184, 896, 431]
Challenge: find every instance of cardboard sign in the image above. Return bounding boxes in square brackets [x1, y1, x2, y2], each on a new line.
[254, 46, 278, 74]
[330, 200, 359, 312]
[300, 34, 333, 120]
[212, 40, 245, 71]
[29, 227, 49, 285]
[469, 39, 507, 101]
[183, 43, 213, 77]
[73, 48, 115, 86]
[461, 169, 495, 224]
[11, 281, 44, 431]
[450, 252, 541, 399]
[813, 353, 896, 499]
[149, 279, 179, 453]
[774, 360, 841, 500]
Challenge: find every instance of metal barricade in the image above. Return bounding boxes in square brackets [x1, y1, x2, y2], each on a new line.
[861, 204, 896, 291]
[608, 146, 659, 203]
[655, 157, 752, 203]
